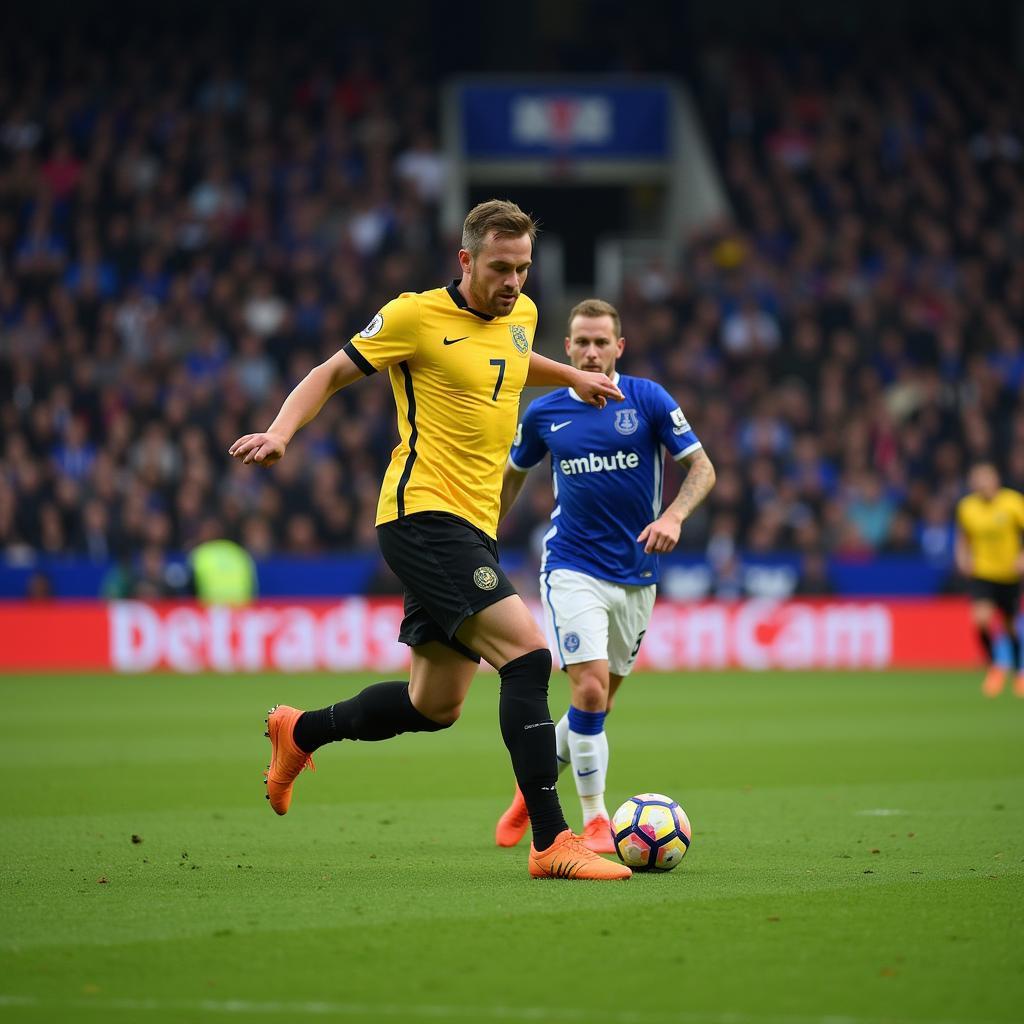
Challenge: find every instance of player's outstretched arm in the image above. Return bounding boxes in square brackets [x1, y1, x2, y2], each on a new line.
[526, 351, 623, 408]
[229, 349, 364, 466]
[637, 448, 716, 554]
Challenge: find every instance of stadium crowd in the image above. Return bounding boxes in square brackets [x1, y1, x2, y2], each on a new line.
[0, 30, 1021, 596]
[609, 44, 1024, 590]
[0, 28, 452, 594]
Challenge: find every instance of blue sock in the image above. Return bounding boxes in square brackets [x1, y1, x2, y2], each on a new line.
[568, 706, 606, 735]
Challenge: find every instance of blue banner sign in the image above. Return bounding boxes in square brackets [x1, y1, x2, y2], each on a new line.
[460, 84, 671, 159]
[0, 552, 953, 599]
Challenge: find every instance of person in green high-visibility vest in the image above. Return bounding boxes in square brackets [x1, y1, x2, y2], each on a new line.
[189, 531, 258, 606]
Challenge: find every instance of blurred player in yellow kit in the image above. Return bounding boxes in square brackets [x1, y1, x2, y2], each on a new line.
[955, 463, 1024, 696]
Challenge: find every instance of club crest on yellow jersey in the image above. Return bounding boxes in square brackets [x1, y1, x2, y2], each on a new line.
[510, 324, 529, 355]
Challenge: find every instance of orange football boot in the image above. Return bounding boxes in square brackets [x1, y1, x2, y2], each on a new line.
[982, 666, 1007, 697]
[1014, 672, 1024, 698]
[495, 786, 530, 847]
[581, 815, 616, 854]
[529, 829, 631, 880]
[263, 705, 315, 815]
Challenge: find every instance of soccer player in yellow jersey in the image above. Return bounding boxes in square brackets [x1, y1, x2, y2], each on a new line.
[229, 200, 631, 879]
[955, 462, 1024, 697]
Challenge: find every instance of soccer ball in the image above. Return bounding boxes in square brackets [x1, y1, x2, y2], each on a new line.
[611, 793, 691, 872]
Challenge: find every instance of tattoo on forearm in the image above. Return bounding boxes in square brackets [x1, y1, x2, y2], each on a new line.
[672, 458, 715, 519]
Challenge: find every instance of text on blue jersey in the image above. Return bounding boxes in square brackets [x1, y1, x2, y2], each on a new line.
[509, 373, 702, 586]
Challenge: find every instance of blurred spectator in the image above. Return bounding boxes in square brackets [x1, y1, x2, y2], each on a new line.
[395, 131, 446, 203]
[25, 570, 53, 600]
[721, 297, 781, 358]
[712, 553, 745, 602]
[794, 550, 835, 597]
[189, 523, 257, 605]
[845, 473, 896, 551]
[127, 546, 190, 599]
[243, 275, 288, 339]
[880, 510, 921, 556]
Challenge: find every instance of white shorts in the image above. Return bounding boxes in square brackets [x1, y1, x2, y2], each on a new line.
[540, 568, 656, 677]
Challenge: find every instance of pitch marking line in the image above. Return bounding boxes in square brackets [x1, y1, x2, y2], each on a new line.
[0, 995, 1006, 1024]
[855, 809, 908, 816]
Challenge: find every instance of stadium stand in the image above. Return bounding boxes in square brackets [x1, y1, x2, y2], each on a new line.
[1, 27, 1022, 597]
[612, 44, 1024, 589]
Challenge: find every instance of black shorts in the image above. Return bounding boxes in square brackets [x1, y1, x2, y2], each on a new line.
[376, 511, 517, 662]
[967, 578, 1021, 620]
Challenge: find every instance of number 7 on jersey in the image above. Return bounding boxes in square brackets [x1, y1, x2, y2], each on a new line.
[489, 358, 506, 401]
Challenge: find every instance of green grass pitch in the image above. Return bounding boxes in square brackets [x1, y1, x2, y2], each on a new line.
[1, 669, 1022, 1024]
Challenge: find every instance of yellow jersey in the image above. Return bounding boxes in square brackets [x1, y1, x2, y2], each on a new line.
[344, 281, 536, 539]
[956, 488, 1024, 583]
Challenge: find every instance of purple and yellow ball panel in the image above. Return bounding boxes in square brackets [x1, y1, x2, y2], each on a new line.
[613, 830, 654, 869]
[654, 836, 689, 871]
[637, 803, 677, 841]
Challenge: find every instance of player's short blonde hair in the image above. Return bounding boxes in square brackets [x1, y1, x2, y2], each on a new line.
[462, 199, 537, 256]
[568, 298, 622, 339]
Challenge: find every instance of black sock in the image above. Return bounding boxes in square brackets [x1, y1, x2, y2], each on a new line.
[976, 627, 994, 662]
[293, 682, 451, 753]
[498, 649, 568, 851]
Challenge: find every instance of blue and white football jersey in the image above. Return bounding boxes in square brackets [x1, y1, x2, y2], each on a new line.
[509, 372, 702, 585]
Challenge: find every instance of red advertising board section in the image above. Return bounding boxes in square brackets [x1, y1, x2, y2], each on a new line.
[0, 598, 980, 672]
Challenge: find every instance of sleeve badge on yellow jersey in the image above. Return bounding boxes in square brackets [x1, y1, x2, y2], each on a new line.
[360, 313, 384, 338]
[509, 324, 530, 355]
